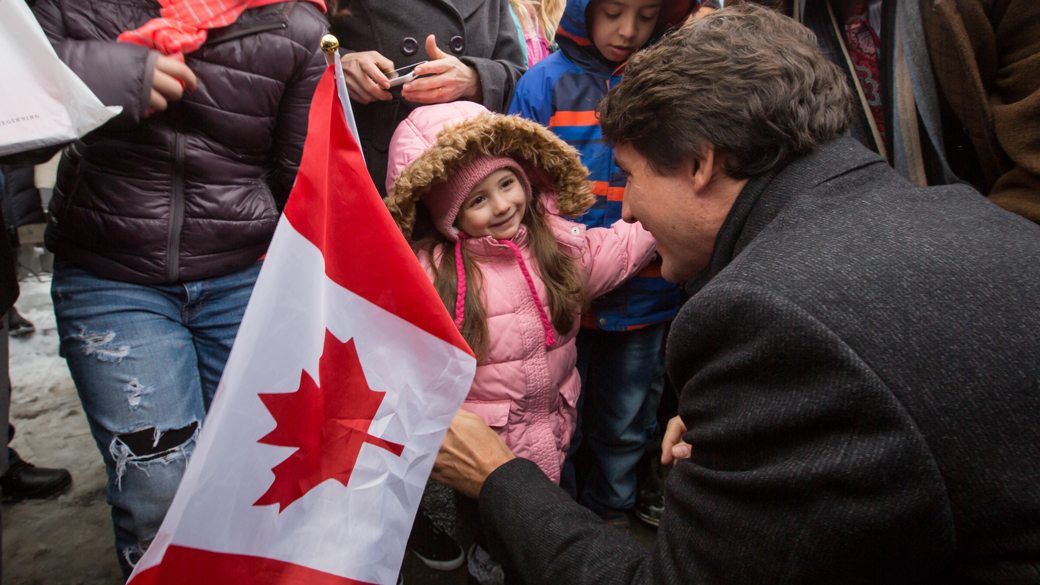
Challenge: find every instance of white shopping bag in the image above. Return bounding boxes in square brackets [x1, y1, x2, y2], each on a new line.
[0, 0, 120, 157]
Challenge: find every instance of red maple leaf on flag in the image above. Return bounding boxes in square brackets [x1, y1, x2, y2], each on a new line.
[254, 329, 404, 512]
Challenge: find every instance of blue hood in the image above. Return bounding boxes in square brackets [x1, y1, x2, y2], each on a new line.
[555, 0, 698, 70]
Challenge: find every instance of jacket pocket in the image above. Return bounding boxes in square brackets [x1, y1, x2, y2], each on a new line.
[460, 399, 511, 428]
[559, 376, 580, 409]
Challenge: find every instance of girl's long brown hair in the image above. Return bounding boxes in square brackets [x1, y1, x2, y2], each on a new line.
[414, 193, 588, 363]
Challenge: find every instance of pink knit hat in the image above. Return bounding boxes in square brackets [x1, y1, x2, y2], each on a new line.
[421, 155, 532, 242]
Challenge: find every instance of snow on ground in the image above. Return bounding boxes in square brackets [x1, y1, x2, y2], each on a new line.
[4, 275, 124, 585]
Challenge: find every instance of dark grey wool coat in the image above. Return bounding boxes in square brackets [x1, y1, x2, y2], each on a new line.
[477, 137, 1040, 584]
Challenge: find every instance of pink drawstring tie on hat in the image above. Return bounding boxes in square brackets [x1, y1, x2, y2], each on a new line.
[452, 235, 556, 347]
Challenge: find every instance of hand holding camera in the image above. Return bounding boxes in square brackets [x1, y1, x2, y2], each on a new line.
[400, 35, 482, 104]
[385, 61, 428, 88]
[339, 50, 395, 104]
[338, 35, 482, 105]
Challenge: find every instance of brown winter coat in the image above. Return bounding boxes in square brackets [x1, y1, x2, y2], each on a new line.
[746, 0, 1040, 224]
[922, 0, 1040, 224]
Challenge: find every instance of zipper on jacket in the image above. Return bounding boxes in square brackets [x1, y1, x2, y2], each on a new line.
[203, 4, 291, 47]
[166, 132, 186, 283]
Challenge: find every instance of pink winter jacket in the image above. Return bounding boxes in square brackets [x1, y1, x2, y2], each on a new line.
[385, 103, 657, 482]
[422, 210, 655, 482]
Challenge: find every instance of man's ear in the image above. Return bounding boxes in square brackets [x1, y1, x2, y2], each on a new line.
[690, 144, 717, 194]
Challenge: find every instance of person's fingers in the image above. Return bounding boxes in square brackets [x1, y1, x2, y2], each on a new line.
[662, 440, 692, 465]
[661, 416, 687, 452]
[356, 75, 392, 101]
[369, 51, 395, 74]
[342, 77, 378, 104]
[402, 72, 447, 94]
[340, 60, 375, 103]
[661, 415, 690, 465]
[424, 34, 449, 60]
[155, 54, 197, 91]
[402, 65, 458, 102]
[360, 60, 392, 90]
[430, 410, 514, 499]
[151, 69, 185, 102]
[340, 54, 392, 102]
[412, 57, 452, 78]
[401, 84, 449, 104]
[669, 442, 691, 462]
[147, 88, 168, 115]
[404, 54, 479, 101]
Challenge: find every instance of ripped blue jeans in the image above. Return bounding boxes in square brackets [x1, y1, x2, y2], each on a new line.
[51, 260, 261, 577]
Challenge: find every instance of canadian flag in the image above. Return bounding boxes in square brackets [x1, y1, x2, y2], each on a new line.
[127, 65, 477, 585]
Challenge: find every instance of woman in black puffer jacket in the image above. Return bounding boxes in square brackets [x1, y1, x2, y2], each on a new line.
[33, 0, 327, 576]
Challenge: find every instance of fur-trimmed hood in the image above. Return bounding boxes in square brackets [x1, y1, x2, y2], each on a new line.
[384, 102, 595, 241]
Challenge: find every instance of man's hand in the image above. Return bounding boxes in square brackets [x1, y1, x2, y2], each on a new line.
[431, 410, 515, 499]
[401, 35, 482, 104]
[148, 54, 197, 115]
[661, 415, 691, 465]
[340, 50, 394, 104]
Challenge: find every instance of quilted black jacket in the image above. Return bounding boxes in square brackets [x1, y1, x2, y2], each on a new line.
[34, 0, 328, 283]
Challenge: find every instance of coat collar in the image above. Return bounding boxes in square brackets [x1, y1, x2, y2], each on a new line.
[463, 225, 530, 256]
[692, 137, 886, 289]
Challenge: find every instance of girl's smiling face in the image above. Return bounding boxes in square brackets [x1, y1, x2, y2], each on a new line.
[454, 168, 528, 240]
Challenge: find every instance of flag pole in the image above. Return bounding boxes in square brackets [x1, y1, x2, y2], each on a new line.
[321, 34, 365, 161]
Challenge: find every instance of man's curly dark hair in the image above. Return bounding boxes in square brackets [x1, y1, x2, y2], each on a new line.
[598, 3, 854, 178]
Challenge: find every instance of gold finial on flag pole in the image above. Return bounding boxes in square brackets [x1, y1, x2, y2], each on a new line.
[321, 35, 339, 66]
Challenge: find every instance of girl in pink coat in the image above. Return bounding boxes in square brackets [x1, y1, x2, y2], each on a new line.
[385, 102, 657, 484]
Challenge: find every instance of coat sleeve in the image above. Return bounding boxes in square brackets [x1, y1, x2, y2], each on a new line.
[270, 4, 328, 207]
[580, 219, 657, 299]
[458, 0, 527, 113]
[507, 65, 553, 125]
[33, 0, 157, 126]
[478, 280, 954, 584]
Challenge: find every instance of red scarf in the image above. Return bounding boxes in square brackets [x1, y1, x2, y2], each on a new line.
[118, 0, 326, 55]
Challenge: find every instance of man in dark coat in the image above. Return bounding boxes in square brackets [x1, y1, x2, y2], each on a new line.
[429, 5, 1040, 583]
